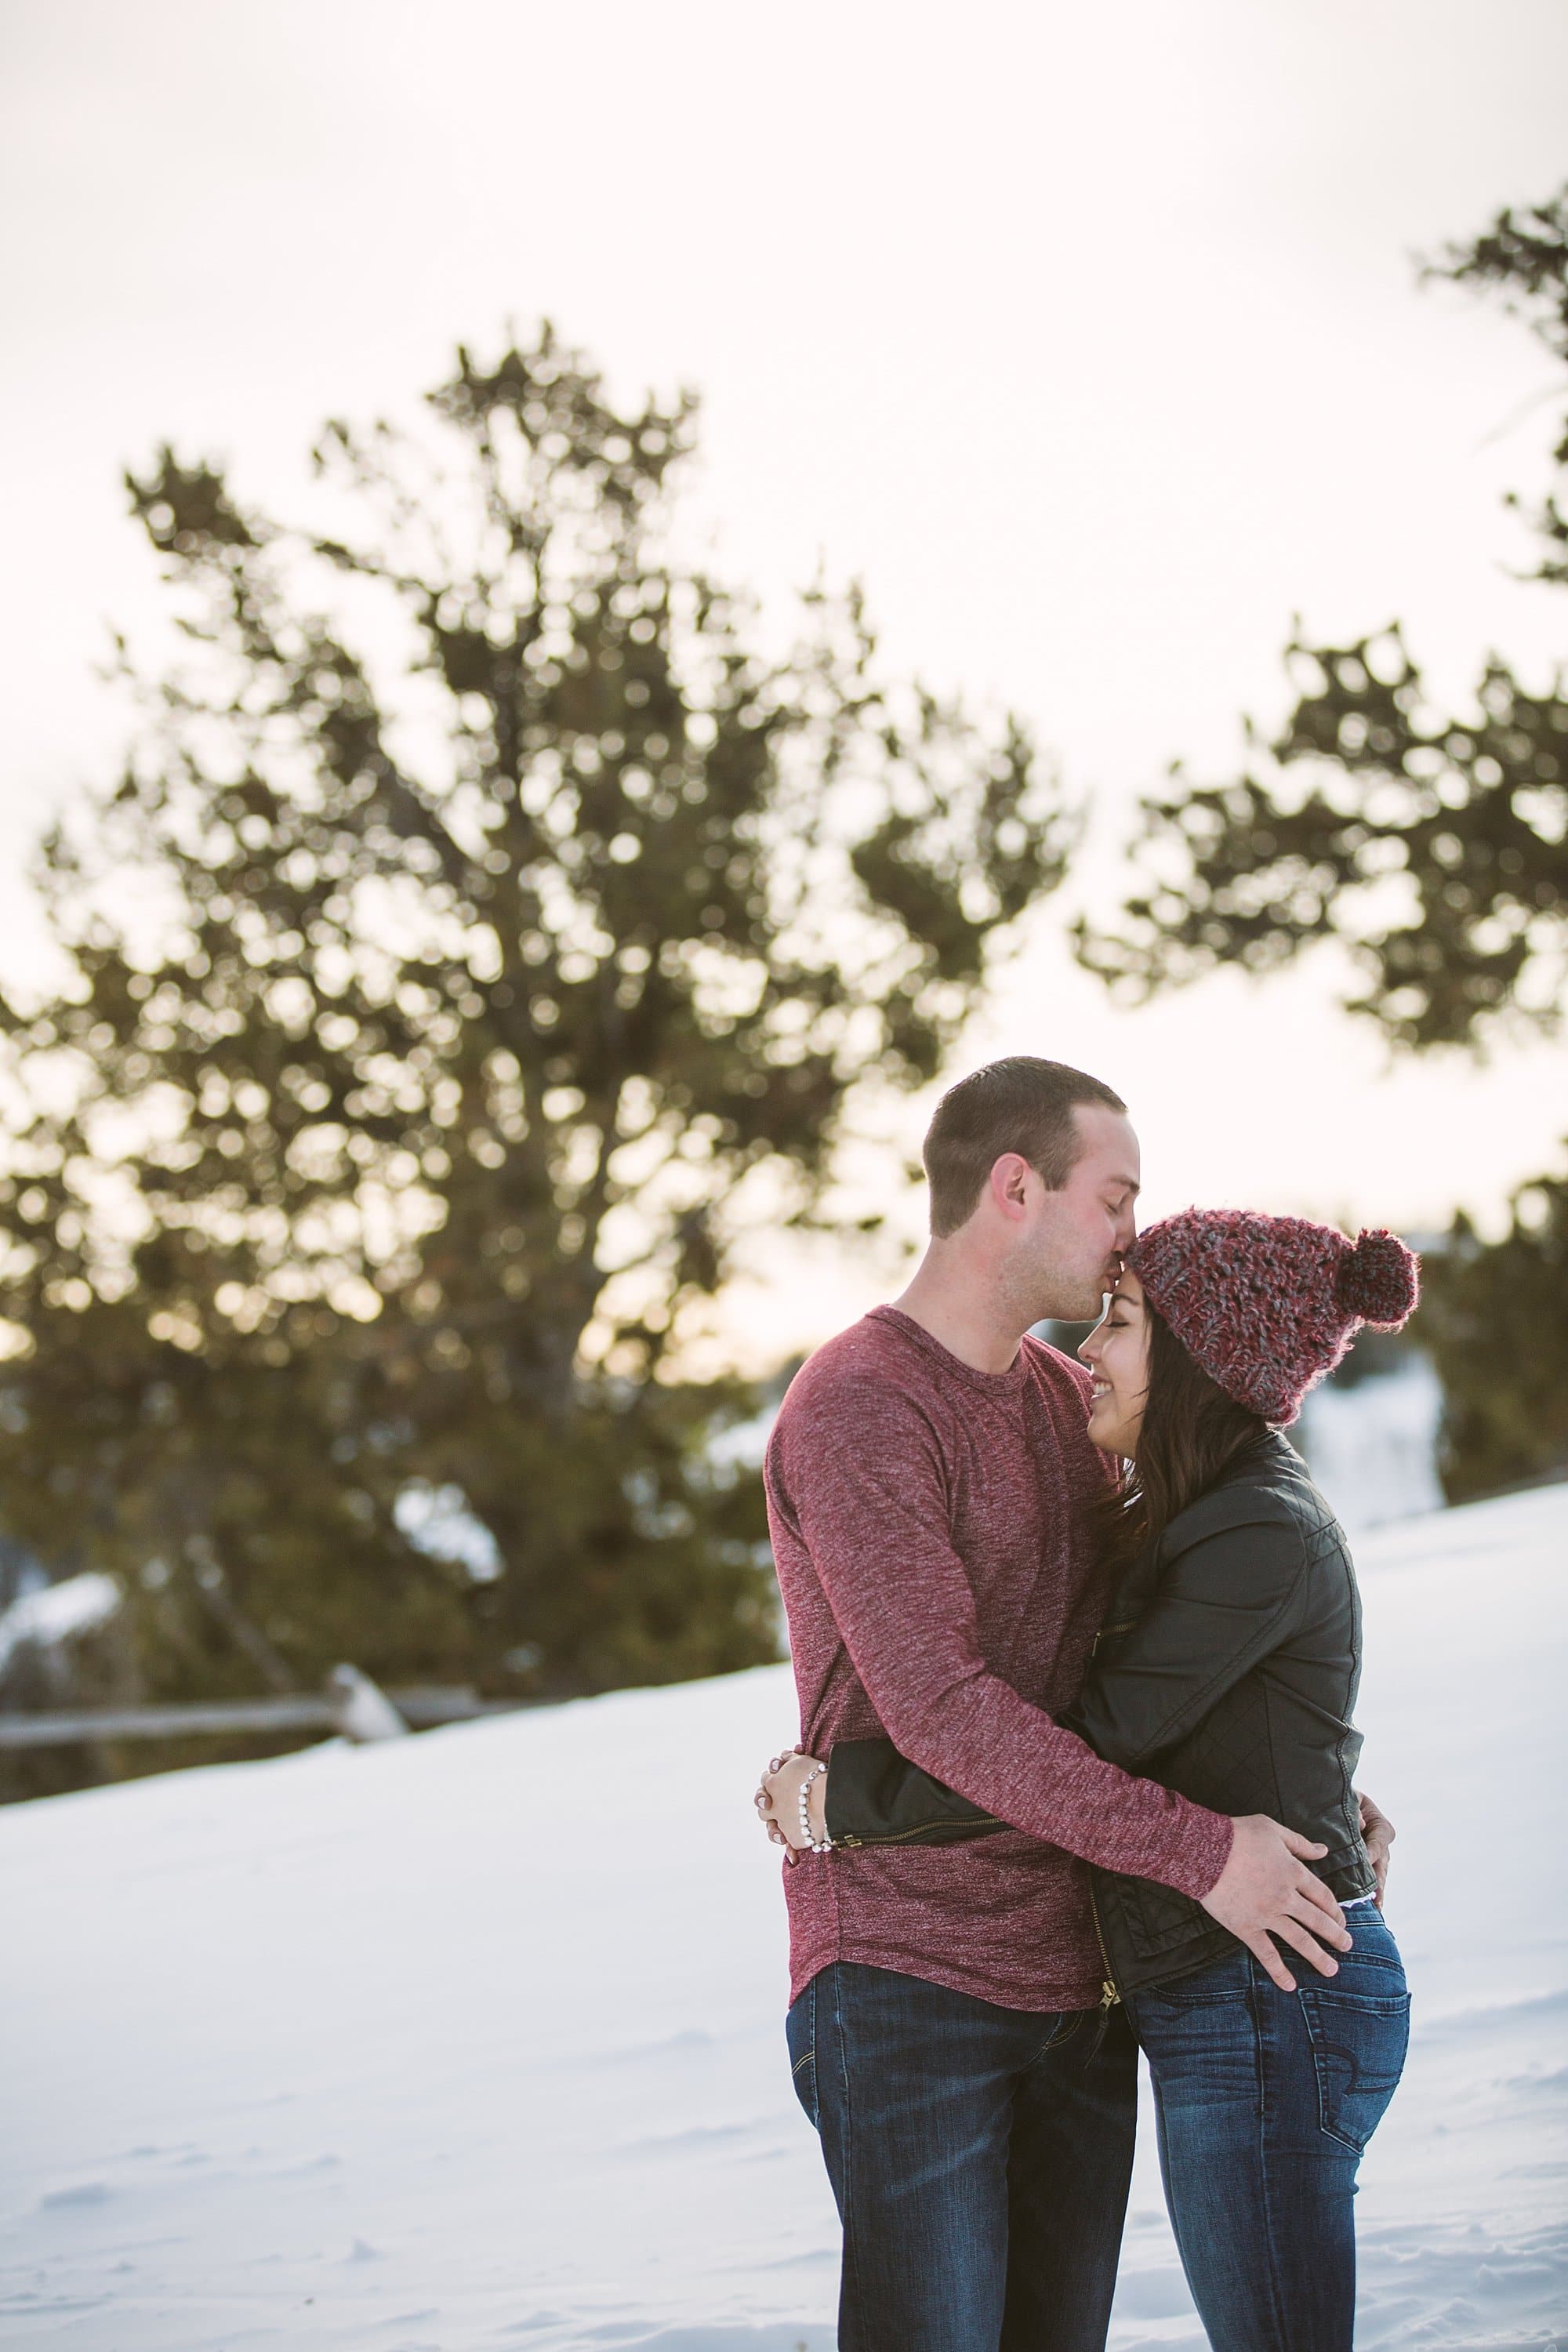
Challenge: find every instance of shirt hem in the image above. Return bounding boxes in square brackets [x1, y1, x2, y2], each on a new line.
[788, 1936, 1106, 2016]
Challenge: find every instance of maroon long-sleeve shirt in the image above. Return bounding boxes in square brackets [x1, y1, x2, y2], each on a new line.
[764, 1306, 1235, 2011]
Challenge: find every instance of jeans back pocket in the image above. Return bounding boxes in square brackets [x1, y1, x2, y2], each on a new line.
[1298, 1978, 1411, 2153]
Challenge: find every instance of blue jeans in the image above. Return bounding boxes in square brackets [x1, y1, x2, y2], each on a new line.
[1123, 1904, 1410, 2352]
[786, 1962, 1137, 2352]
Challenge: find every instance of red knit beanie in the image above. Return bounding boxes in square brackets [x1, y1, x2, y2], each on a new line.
[1128, 1210, 1421, 1426]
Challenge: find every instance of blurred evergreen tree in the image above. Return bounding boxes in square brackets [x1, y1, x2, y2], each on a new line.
[1418, 1151, 1568, 1500]
[1076, 186, 1568, 1501]
[1078, 187, 1568, 1053]
[0, 326, 1077, 1726]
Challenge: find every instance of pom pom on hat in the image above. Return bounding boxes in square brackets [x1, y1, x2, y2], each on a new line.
[1334, 1229, 1420, 1328]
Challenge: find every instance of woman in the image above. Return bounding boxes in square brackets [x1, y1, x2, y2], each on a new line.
[758, 1209, 1417, 2352]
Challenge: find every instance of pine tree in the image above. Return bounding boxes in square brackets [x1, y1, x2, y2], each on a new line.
[1078, 189, 1568, 1053]
[1419, 1156, 1568, 1500]
[0, 326, 1077, 1717]
[1073, 188, 1568, 1501]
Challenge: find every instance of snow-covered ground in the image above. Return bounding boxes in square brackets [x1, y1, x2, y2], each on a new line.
[2, 1485, 1565, 2351]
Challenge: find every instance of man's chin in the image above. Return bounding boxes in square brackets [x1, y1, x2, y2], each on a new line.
[1022, 1269, 1114, 1327]
[1053, 1285, 1112, 1324]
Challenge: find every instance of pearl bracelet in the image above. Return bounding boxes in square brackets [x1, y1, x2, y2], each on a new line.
[798, 1761, 833, 1854]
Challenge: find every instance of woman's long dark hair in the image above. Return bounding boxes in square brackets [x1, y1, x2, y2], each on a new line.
[1096, 1297, 1268, 1570]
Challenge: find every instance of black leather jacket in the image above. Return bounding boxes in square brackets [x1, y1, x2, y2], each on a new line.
[822, 1431, 1376, 1995]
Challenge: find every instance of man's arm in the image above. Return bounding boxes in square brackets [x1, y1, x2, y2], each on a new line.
[773, 1381, 1231, 1892]
[812, 1515, 1312, 1827]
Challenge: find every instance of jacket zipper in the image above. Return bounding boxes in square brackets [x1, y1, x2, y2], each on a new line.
[1088, 1881, 1122, 2009]
[832, 1813, 1004, 1850]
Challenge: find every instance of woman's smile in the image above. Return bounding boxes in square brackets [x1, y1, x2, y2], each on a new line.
[1080, 1272, 1152, 1457]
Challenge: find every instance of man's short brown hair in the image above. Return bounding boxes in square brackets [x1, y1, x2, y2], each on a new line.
[923, 1057, 1127, 1238]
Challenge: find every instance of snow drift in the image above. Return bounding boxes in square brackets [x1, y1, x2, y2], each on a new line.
[2, 1484, 1565, 2350]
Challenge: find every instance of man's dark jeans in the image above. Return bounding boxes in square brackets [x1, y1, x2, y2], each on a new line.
[1123, 1904, 1410, 2352]
[786, 1961, 1137, 2352]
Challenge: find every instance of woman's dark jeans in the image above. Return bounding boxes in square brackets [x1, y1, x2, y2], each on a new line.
[1123, 1903, 1410, 2352]
[786, 1960, 1137, 2352]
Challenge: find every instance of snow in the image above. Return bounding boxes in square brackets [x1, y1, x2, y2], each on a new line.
[0, 1572, 121, 1676]
[2, 1486, 1565, 2351]
[394, 1485, 503, 1584]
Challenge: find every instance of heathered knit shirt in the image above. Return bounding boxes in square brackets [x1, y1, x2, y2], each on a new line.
[764, 1306, 1235, 2012]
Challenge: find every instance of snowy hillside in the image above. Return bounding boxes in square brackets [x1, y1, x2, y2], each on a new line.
[2, 1485, 1565, 2351]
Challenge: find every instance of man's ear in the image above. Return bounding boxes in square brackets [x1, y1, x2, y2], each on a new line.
[988, 1152, 1033, 1221]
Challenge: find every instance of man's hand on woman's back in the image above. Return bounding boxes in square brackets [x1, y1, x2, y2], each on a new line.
[1201, 1816, 1353, 1992]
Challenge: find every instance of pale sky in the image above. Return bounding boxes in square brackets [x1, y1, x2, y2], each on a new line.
[2, 2, 1566, 1367]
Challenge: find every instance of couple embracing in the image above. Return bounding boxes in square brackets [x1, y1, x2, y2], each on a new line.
[754, 1057, 1416, 2352]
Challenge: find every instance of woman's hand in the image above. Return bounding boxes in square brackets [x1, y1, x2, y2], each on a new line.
[753, 1748, 829, 1857]
[1357, 1788, 1396, 1906]
[753, 1746, 803, 1863]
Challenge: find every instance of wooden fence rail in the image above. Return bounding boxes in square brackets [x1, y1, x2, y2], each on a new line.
[0, 1676, 538, 1749]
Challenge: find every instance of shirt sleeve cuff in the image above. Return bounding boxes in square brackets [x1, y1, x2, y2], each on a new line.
[1160, 1805, 1234, 1901]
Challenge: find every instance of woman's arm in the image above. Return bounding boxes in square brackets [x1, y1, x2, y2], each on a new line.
[825, 1738, 1004, 1846]
[757, 1741, 1000, 1849]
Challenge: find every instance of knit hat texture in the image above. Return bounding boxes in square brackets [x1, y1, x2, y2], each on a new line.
[1129, 1210, 1421, 1426]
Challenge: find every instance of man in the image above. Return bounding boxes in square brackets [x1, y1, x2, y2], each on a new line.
[762, 1058, 1360, 2352]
